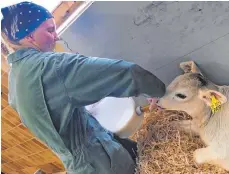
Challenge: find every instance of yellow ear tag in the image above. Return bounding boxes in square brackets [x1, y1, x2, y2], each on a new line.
[210, 95, 221, 114]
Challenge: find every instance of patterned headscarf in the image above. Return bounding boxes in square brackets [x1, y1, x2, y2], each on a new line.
[1, 1, 53, 42]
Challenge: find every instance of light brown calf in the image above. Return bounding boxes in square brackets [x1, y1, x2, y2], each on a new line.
[158, 61, 229, 170]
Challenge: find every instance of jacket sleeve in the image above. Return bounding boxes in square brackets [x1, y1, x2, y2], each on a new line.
[55, 53, 165, 107]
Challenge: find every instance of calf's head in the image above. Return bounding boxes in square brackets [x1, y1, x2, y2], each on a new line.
[158, 61, 227, 119]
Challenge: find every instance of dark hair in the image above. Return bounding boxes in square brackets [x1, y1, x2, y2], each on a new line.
[192, 73, 208, 87]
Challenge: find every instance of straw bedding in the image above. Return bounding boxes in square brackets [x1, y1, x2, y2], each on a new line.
[131, 109, 228, 174]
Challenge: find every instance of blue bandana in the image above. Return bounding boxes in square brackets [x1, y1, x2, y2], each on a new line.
[1, 1, 53, 42]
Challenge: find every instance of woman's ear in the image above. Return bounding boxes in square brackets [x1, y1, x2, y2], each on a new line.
[19, 34, 41, 51]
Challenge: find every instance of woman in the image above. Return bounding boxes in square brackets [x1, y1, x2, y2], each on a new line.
[1, 2, 165, 174]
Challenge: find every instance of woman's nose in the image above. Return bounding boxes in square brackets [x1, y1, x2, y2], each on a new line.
[53, 31, 60, 41]
[55, 36, 60, 41]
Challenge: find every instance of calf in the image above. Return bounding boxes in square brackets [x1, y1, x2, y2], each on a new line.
[157, 61, 229, 170]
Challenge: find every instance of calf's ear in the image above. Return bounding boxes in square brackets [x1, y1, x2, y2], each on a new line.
[198, 89, 227, 106]
[180, 61, 203, 75]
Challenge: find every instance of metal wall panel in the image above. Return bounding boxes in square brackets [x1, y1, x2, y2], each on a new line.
[61, 2, 229, 85]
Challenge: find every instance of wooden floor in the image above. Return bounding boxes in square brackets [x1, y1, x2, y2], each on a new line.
[1, 69, 66, 173]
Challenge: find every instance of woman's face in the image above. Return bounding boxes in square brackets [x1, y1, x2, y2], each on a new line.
[30, 18, 58, 52]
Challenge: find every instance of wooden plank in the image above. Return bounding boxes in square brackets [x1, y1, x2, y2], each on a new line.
[1, 97, 8, 110]
[1, 91, 8, 102]
[8, 129, 29, 143]
[2, 164, 13, 173]
[53, 3, 70, 25]
[21, 167, 40, 174]
[1, 75, 8, 105]
[1, 116, 16, 134]
[18, 124, 34, 137]
[52, 161, 65, 171]
[20, 139, 48, 154]
[10, 127, 33, 142]
[1, 84, 8, 95]
[4, 105, 18, 116]
[1, 142, 8, 151]
[53, 172, 66, 174]
[1, 72, 8, 88]
[17, 156, 38, 167]
[1, 158, 7, 164]
[2, 150, 22, 162]
[39, 163, 62, 173]
[2, 69, 8, 77]
[14, 149, 58, 168]
[1, 126, 33, 151]
[1, 54, 10, 73]
[2, 129, 23, 147]
[1, 69, 8, 76]
[33, 138, 48, 149]
[1, 69, 6, 75]
[66, 1, 75, 7]
[2, 107, 21, 126]
[37, 150, 60, 164]
[54, 1, 83, 28]
[4, 160, 24, 171]
[14, 157, 36, 168]
[1, 152, 13, 163]
[1, 138, 13, 150]
[23, 154, 48, 166]
[10, 160, 27, 171]
[2, 144, 32, 161]
[11, 171, 22, 174]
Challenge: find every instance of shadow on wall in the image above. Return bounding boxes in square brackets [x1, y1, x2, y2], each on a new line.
[154, 57, 229, 87]
[196, 61, 229, 86]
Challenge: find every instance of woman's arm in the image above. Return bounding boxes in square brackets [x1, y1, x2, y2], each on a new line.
[55, 53, 165, 107]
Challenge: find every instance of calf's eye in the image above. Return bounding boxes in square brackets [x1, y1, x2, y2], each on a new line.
[175, 93, 187, 99]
